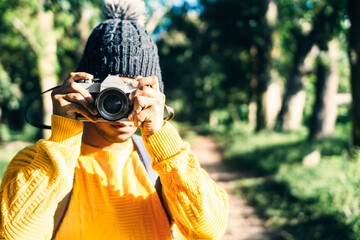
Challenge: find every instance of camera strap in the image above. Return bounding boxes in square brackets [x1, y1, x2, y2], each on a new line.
[164, 105, 175, 121]
[25, 85, 61, 130]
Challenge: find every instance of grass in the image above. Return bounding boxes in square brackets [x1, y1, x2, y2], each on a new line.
[0, 124, 38, 181]
[0, 141, 33, 182]
[216, 122, 360, 240]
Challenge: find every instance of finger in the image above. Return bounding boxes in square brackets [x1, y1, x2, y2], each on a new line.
[134, 108, 152, 123]
[132, 108, 154, 128]
[133, 96, 150, 113]
[129, 86, 158, 103]
[60, 82, 94, 104]
[133, 76, 159, 91]
[133, 117, 142, 128]
[132, 76, 143, 88]
[133, 108, 163, 131]
[129, 96, 164, 123]
[55, 99, 97, 122]
[128, 96, 150, 122]
[63, 72, 93, 85]
[63, 93, 97, 115]
[70, 103, 98, 122]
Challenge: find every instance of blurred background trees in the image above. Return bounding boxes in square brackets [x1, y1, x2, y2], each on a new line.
[2, 0, 360, 239]
[348, 0, 360, 153]
[0, 0, 102, 139]
[157, 0, 351, 141]
[0, 0, 353, 143]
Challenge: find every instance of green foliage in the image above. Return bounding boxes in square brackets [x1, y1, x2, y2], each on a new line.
[0, 0, 352, 135]
[336, 33, 351, 94]
[0, 0, 173, 139]
[0, 123, 38, 142]
[221, 122, 360, 239]
[0, 147, 19, 183]
[275, 0, 347, 70]
[0, 139, 33, 183]
[158, 0, 349, 131]
[0, 64, 22, 111]
[0, 0, 103, 137]
[158, 0, 271, 124]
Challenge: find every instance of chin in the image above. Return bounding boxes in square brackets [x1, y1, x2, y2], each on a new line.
[94, 122, 138, 143]
[105, 133, 135, 143]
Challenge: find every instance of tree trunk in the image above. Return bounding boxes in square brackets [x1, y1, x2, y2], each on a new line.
[276, 60, 307, 131]
[276, 33, 315, 131]
[264, 0, 281, 129]
[253, 0, 272, 131]
[309, 56, 331, 139]
[275, 2, 342, 131]
[76, 4, 93, 62]
[249, 42, 270, 132]
[283, 87, 306, 130]
[38, 10, 58, 139]
[0, 107, 2, 143]
[255, 43, 271, 131]
[309, 40, 339, 140]
[248, 101, 257, 129]
[348, 0, 360, 153]
[264, 78, 282, 129]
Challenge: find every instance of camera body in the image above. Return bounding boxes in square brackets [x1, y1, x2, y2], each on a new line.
[76, 75, 137, 121]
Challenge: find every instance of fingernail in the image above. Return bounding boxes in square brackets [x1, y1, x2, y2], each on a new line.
[128, 113, 133, 121]
[132, 80, 139, 87]
[86, 74, 94, 80]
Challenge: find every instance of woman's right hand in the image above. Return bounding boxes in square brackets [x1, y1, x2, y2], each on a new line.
[51, 72, 98, 122]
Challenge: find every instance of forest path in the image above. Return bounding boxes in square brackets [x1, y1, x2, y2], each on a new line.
[191, 135, 272, 240]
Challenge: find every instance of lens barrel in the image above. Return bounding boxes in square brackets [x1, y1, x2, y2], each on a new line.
[95, 87, 130, 121]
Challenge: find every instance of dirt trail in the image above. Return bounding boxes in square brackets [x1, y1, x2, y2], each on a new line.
[191, 136, 272, 240]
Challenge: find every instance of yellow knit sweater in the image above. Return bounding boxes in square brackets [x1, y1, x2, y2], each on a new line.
[0, 115, 229, 240]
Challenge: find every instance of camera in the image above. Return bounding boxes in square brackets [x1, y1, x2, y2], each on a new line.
[75, 75, 137, 121]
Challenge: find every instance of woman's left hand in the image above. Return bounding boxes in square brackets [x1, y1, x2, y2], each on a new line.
[128, 76, 165, 136]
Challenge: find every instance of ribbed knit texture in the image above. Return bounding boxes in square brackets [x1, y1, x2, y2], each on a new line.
[76, 19, 164, 92]
[0, 116, 229, 239]
[0, 116, 83, 240]
[55, 139, 172, 239]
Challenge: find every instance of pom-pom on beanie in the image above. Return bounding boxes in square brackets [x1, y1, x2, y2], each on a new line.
[76, 0, 163, 92]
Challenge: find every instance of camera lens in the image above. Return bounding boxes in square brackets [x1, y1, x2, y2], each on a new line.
[96, 87, 130, 121]
[103, 95, 122, 114]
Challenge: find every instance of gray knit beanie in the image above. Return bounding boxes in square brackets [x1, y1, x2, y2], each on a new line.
[76, 0, 163, 92]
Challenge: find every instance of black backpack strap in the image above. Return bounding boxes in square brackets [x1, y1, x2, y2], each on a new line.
[132, 135, 172, 224]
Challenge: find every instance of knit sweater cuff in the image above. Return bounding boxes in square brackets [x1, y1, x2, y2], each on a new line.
[143, 121, 185, 161]
[48, 115, 83, 146]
